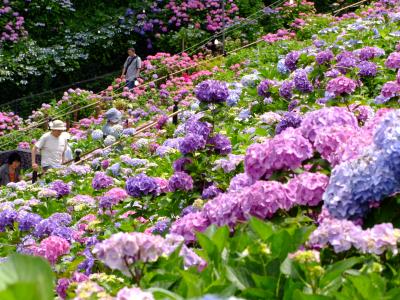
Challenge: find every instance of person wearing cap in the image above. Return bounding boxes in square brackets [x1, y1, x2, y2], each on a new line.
[121, 48, 142, 90]
[102, 108, 122, 137]
[31, 120, 68, 172]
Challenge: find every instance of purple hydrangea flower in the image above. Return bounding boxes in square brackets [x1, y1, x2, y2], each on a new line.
[208, 134, 232, 155]
[293, 69, 313, 93]
[179, 133, 206, 155]
[0, 209, 18, 231]
[169, 172, 194, 192]
[257, 80, 274, 97]
[275, 112, 302, 134]
[316, 50, 334, 65]
[358, 61, 378, 77]
[354, 46, 385, 61]
[17, 212, 42, 232]
[173, 158, 192, 173]
[184, 118, 211, 138]
[381, 81, 400, 99]
[202, 185, 222, 200]
[195, 80, 229, 103]
[284, 51, 300, 72]
[125, 174, 159, 197]
[336, 51, 358, 73]
[279, 80, 294, 100]
[228, 173, 254, 192]
[92, 172, 113, 190]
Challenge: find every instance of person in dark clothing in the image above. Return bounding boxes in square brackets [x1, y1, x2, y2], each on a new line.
[0, 153, 21, 186]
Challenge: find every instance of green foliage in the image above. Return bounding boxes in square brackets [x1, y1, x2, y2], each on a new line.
[0, 254, 55, 300]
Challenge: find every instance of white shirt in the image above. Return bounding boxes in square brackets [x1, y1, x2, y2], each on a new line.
[35, 132, 68, 167]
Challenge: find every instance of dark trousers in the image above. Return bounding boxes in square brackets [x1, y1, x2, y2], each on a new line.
[126, 80, 136, 89]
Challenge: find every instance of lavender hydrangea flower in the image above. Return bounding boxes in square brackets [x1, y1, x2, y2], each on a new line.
[91, 129, 103, 141]
[170, 212, 210, 243]
[125, 173, 159, 197]
[293, 69, 313, 93]
[385, 51, 400, 69]
[0, 209, 18, 231]
[228, 173, 254, 192]
[300, 107, 359, 142]
[208, 134, 232, 155]
[92, 172, 113, 190]
[51, 180, 71, 198]
[326, 76, 357, 97]
[277, 58, 289, 74]
[17, 212, 42, 232]
[195, 80, 229, 103]
[381, 81, 400, 99]
[168, 172, 194, 192]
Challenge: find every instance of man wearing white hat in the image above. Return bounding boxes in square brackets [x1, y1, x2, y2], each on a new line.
[31, 120, 68, 172]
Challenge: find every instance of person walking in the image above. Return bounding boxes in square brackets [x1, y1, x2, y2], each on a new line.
[121, 48, 142, 90]
[31, 120, 68, 172]
[0, 153, 21, 186]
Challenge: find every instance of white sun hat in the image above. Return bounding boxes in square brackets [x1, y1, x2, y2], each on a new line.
[49, 120, 67, 131]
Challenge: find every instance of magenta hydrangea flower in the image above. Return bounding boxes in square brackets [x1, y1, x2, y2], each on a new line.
[240, 181, 291, 218]
[32, 236, 70, 265]
[244, 142, 269, 181]
[300, 107, 359, 142]
[286, 172, 329, 206]
[326, 76, 357, 97]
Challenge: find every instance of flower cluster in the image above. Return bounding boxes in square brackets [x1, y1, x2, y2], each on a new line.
[195, 80, 229, 103]
[244, 128, 313, 181]
[125, 174, 159, 197]
[326, 76, 357, 97]
[309, 218, 400, 255]
[92, 172, 114, 190]
[32, 236, 70, 265]
[324, 111, 400, 219]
